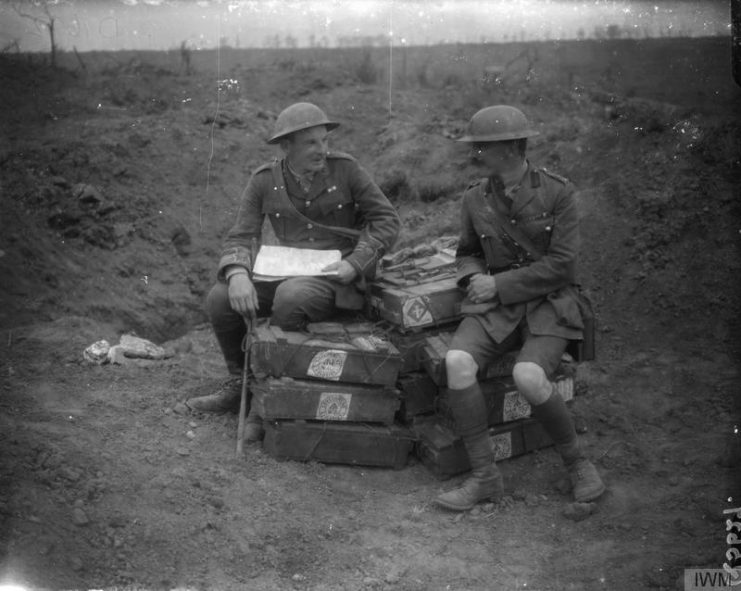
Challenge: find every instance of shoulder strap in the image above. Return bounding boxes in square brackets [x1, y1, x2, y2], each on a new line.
[270, 161, 361, 240]
[485, 183, 545, 262]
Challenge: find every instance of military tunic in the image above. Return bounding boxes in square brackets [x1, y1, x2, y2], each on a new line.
[456, 162, 584, 344]
[217, 152, 400, 282]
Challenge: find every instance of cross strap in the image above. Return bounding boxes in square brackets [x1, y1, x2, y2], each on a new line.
[270, 161, 361, 241]
[485, 181, 545, 262]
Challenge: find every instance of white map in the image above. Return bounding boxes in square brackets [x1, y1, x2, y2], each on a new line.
[252, 245, 341, 280]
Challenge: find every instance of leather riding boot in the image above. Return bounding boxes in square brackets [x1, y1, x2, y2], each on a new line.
[243, 406, 265, 443]
[186, 376, 242, 413]
[568, 458, 606, 502]
[435, 384, 504, 511]
[531, 391, 605, 502]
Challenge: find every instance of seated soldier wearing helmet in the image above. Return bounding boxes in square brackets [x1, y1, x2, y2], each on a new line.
[436, 105, 605, 511]
[186, 102, 401, 441]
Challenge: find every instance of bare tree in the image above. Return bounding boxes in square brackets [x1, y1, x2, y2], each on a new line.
[2, 40, 21, 53]
[11, 0, 63, 67]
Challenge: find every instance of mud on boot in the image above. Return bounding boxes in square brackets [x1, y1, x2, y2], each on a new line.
[568, 458, 605, 502]
[185, 376, 242, 413]
[435, 467, 504, 512]
[243, 418, 265, 443]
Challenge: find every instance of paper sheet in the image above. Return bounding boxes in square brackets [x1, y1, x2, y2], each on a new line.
[251, 245, 341, 281]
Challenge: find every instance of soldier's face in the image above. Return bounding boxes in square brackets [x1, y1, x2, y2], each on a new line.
[472, 142, 518, 175]
[285, 126, 329, 174]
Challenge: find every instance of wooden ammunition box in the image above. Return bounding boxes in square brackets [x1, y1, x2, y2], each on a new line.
[384, 321, 460, 374]
[263, 420, 415, 469]
[250, 377, 400, 425]
[413, 418, 554, 480]
[396, 371, 439, 422]
[249, 323, 402, 387]
[367, 277, 463, 332]
[437, 375, 575, 429]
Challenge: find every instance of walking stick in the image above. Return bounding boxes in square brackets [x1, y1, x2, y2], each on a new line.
[236, 237, 259, 458]
[236, 317, 253, 458]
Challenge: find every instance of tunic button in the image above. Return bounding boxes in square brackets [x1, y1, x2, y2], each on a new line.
[480, 234, 486, 239]
[307, 223, 313, 229]
[545, 226, 552, 231]
[275, 213, 280, 218]
[309, 237, 315, 242]
[305, 200, 310, 207]
[510, 219, 516, 225]
[338, 204, 343, 209]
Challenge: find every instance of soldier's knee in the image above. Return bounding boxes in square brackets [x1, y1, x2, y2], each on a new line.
[272, 279, 334, 330]
[512, 361, 548, 395]
[273, 281, 304, 308]
[445, 349, 478, 386]
[205, 282, 233, 322]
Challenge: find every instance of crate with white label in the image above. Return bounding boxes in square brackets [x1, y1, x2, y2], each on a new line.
[250, 377, 400, 425]
[249, 322, 402, 387]
[412, 417, 555, 480]
[367, 277, 463, 333]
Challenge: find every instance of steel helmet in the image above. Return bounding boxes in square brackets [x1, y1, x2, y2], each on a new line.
[456, 105, 539, 143]
[267, 102, 340, 144]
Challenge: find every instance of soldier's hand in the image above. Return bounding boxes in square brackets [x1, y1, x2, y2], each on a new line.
[467, 273, 498, 303]
[228, 274, 259, 319]
[322, 260, 358, 285]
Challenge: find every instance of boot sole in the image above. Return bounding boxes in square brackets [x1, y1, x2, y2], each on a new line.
[434, 491, 503, 512]
[434, 498, 477, 512]
[574, 483, 606, 503]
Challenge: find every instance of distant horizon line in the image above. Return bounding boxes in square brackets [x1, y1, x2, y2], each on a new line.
[7, 31, 729, 55]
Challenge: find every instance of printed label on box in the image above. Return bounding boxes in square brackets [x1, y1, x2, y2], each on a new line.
[553, 377, 575, 402]
[491, 432, 512, 460]
[402, 296, 433, 328]
[503, 390, 531, 422]
[316, 392, 352, 420]
[307, 350, 347, 381]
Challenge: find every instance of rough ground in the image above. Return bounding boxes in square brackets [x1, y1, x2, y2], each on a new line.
[1, 38, 740, 591]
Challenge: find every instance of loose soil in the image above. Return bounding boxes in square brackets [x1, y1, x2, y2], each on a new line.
[1, 37, 740, 591]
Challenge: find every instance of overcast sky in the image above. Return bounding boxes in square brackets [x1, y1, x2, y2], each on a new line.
[0, 0, 730, 52]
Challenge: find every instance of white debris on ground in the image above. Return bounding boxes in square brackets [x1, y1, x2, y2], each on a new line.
[83, 334, 173, 365]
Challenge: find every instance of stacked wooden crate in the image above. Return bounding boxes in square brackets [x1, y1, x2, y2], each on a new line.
[249, 322, 414, 469]
[366, 249, 463, 426]
[367, 248, 577, 479]
[249, 245, 579, 475]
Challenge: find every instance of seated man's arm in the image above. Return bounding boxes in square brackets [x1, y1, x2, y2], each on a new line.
[216, 170, 266, 281]
[456, 192, 489, 287]
[496, 182, 578, 305]
[341, 160, 401, 278]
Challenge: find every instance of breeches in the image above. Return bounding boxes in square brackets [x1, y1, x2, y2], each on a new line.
[205, 277, 340, 374]
[449, 316, 568, 379]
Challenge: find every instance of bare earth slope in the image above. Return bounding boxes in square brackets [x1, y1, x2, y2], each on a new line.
[1, 38, 740, 591]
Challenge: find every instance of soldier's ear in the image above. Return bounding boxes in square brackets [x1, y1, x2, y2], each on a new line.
[279, 137, 293, 152]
